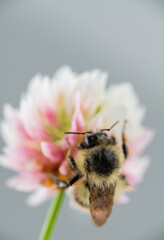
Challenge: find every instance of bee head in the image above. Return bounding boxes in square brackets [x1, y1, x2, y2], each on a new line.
[84, 132, 110, 148]
[64, 121, 119, 148]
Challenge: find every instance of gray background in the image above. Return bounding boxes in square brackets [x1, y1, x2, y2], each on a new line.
[0, 0, 164, 239]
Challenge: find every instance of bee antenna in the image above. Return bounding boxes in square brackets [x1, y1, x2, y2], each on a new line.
[100, 121, 119, 132]
[64, 131, 92, 135]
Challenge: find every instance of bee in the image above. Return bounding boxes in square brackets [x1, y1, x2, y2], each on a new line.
[53, 121, 128, 227]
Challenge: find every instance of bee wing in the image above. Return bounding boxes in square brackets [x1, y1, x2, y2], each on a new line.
[89, 184, 115, 227]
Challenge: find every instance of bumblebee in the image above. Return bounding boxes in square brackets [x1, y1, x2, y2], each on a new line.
[54, 121, 128, 227]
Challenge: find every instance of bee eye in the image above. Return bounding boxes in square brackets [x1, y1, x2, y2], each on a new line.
[85, 135, 98, 146]
[103, 133, 110, 139]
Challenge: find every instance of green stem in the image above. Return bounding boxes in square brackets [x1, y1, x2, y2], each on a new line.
[39, 190, 65, 240]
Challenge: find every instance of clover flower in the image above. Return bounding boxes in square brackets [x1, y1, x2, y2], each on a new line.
[0, 66, 154, 238]
[0, 66, 154, 210]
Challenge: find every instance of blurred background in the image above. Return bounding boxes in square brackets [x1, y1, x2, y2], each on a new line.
[0, 0, 163, 239]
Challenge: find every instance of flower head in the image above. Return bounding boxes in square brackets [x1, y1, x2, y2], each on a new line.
[0, 66, 154, 206]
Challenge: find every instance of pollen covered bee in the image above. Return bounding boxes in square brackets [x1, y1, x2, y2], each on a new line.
[53, 121, 129, 227]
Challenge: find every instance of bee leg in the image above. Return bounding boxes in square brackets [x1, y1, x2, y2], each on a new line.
[50, 174, 81, 188]
[58, 181, 69, 188]
[68, 155, 79, 172]
[69, 175, 81, 186]
[122, 120, 129, 159]
[65, 140, 79, 172]
[50, 174, 69, 189]
[67, 155, 82, 186]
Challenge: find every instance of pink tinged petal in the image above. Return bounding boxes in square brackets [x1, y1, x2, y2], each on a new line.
[24, 117, 50, 141]
[61, 136, 69, 151]
[72, 92, 85, 132]
[1, 146, 43, 171]
[0, 155, 18, 170]
[0, 152, 31, 172]
[59, 160, 68, 175]
[63, 92, 85, 148]
[41, 141, 65, 164]
[40, 106, 58, 126]
[26, 187, 55, 206]
[20, 99, 51, 141]
[1, 104, 31, 146]
[122, 157, 150, 185]
[66, 120, 78, 148]
[6, 172, 47, 192]
[128, 129, 155, 158]
[38, 77, 59, 126]
[116, 192, 130, 204]
[14, 146, 41, 159]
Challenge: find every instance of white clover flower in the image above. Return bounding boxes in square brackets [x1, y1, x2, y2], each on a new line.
[0, 66, 154, 208]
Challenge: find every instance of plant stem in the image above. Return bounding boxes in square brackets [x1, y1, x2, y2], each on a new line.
[39, 190, 65, 240]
